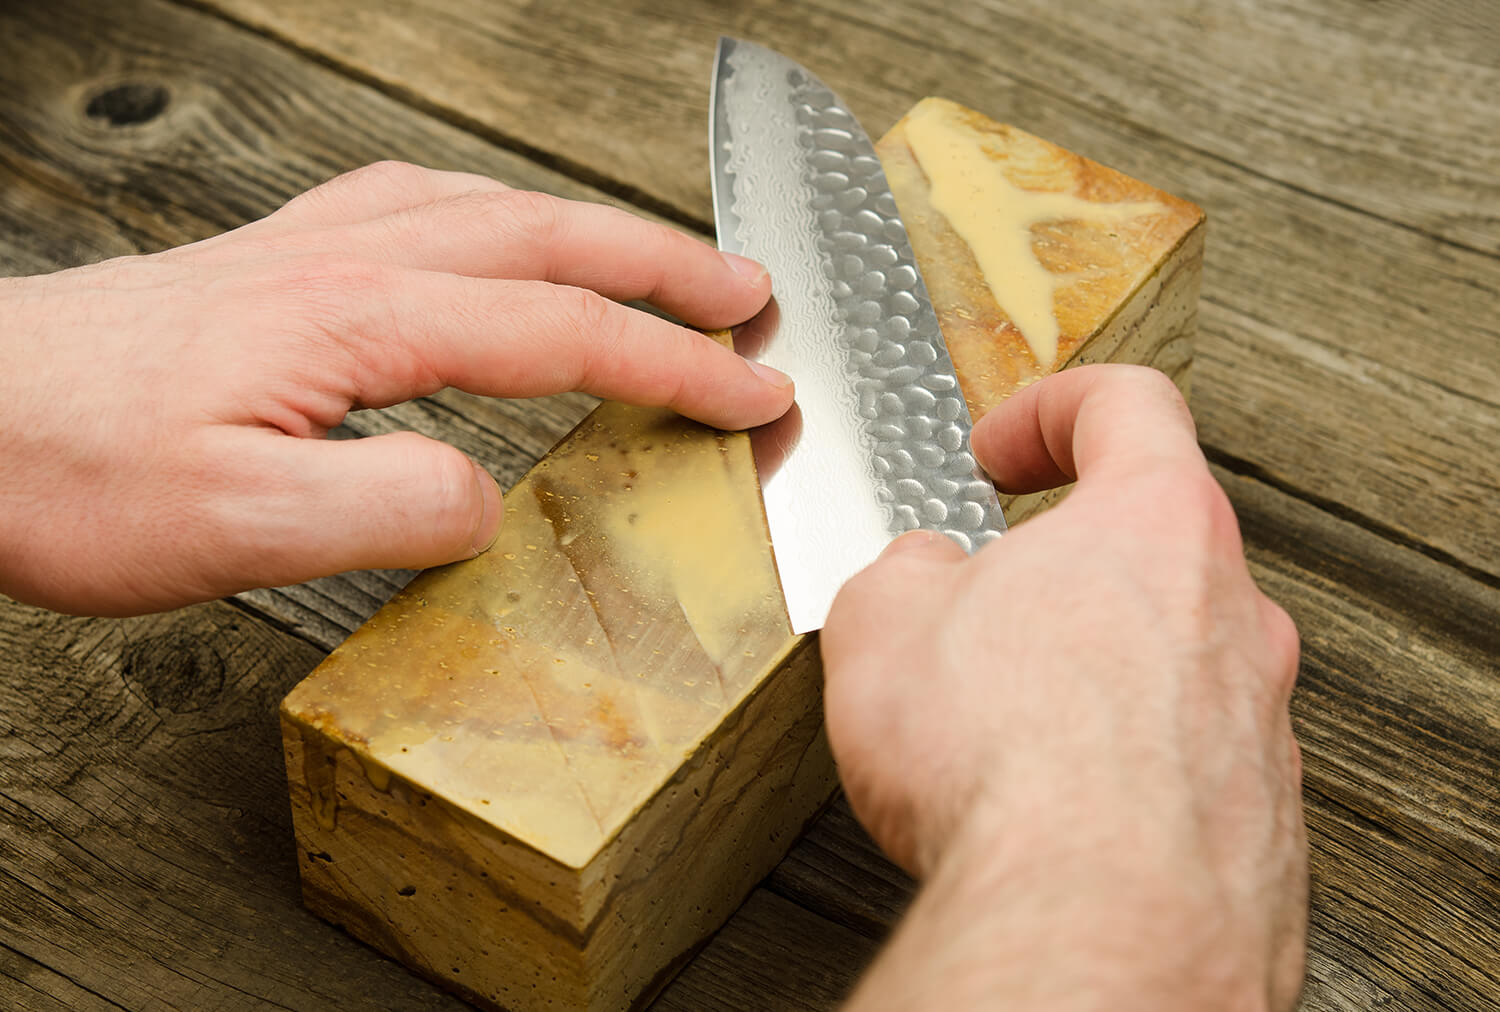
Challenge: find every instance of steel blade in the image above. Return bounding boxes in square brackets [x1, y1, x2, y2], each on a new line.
[711, 37, 1005, 633]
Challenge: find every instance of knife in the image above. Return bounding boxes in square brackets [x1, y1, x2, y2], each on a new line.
[710, 37, 1006, 634]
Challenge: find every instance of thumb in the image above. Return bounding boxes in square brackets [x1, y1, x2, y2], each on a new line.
[824, 530, 966, 657]
[238, 431, 503, 583]
[875, 529, 970, 565]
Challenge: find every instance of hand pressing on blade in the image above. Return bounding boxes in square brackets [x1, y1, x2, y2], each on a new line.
[821, 365, 1306, 1012]
[0, 161, 789, 616]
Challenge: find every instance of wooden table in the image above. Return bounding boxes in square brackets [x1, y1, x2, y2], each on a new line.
[2, 1, 1496, 1008]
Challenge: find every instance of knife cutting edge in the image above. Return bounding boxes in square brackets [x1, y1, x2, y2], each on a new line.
[710, 37, 1006, 634]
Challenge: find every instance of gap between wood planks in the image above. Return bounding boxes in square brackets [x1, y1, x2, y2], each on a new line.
[804, 0, 1500, 263]
[163, 0, 715, 236]
[164, 0, 1500, 266]
[1206, 445, 1500, 596]
[1, 938, 133, 1012]
[221, 595, 329, 653]
[9, 0, 1491, 645]
[146, 0, 1500, 606]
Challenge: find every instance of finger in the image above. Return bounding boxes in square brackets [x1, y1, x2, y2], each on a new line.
[313, 267, 794, 431]
[268, 161, 513, 230]
[223, 431, 504, 582]
[822, 531, 965, 666]
[970, 364, 1201, 493]
[877, 528, 970, 564]
[335, 189, 772, 330]
[1259, 594, 1302, 704]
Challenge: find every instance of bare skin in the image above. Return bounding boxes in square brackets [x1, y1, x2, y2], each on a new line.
[0, 162, 789, 615]
[2, 165, 1306, 1007]
[823, 366, 1306, 1011]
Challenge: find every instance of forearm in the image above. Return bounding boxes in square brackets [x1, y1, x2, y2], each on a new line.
[842, 803, 1275, 1012]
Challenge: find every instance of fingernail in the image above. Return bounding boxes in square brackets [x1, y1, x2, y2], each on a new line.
[747, 359, 793, 388]
[721, 251, 768, 287]
[470, 460, 503, 556]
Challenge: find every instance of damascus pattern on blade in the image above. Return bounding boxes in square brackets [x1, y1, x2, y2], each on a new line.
[712, 38, 1004, 631]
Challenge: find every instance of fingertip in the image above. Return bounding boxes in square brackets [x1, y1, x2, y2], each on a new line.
[747, 358, 793, 390]
[470, 460, 504, 556]
[878, 529, 967, 563]
[825, 530, 964, 648]
[747, 359, 797, 421]
[690, 356, 794, 430]
[690, 251, 770, 330]
[721, 251, 769, 290]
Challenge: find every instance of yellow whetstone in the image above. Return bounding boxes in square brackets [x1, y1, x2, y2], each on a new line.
[281, 98, 1205, 1011]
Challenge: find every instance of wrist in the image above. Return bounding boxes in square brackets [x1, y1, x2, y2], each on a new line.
[850, 794, 1275, 1012]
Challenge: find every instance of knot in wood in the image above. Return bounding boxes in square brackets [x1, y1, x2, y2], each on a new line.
[121, 631, 226, 713]
[85, 83, 170, 126]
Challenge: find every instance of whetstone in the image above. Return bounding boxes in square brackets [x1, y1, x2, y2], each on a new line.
[280, 98, 1205, 1011]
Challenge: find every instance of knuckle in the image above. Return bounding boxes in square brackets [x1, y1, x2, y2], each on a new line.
[1180, 466, 1235, 521]
[563, 283, 615, 334]
[645, 226, 709, 298]
[279, 160, 432, 223]
[286, 161, 424, 216]
[566, 285, 628, 354]
[490, 189, 563, 244]
[1108, 362, 1182, 399]
[344, 159, 429, 194]
[645, 219, 701, 258]
[1136, 463, 1236, 541]
[275, 255, 390, 303]
[262, 256, 395, 343]
[1263, 597, 1302, 691]
[1093, 363, 1194, 430]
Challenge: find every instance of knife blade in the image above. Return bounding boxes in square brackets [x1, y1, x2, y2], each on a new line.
[710, 37, 1006, 634]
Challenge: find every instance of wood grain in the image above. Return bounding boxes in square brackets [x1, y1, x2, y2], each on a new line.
[179, 0, 1500, 588]
[651, 891, 876, 1010]
[0, 599, 467, 1010]
[1226, 465, 1500, 1010]
[0, 0, 1496, 1008]
[185, 0, 1500, 252]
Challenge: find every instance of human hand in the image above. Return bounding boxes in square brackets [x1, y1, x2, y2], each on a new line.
[0, 162, 789, 616]
[822, 365, 1305, 1009]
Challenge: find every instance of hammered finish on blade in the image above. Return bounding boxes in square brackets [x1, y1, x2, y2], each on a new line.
[711, 38, 1005, 632]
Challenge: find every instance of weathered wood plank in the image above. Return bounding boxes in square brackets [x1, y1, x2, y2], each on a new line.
[171, 0, 1500, 588]
[650, 891, 875, 1011]
[1231, 465, 1500, 1010]
[183, 0, 1500, 253]
[0, 595, 856, 1012]
[2, 0, 1496, 1008]
[0, 599, 469, 1010]
[763, 795, 915, 942]
[0, 943, 117, 1012]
